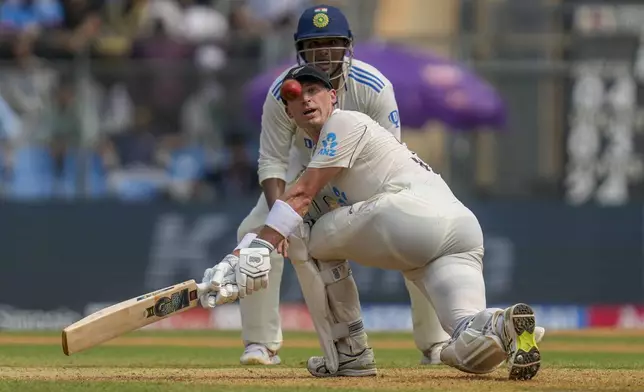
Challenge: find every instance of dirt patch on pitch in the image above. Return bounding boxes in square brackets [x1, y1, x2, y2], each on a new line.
[1, 367, 643, 391]
[1, 335, 643, 353]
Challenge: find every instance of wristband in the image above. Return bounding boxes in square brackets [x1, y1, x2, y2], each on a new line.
[234, 233, 258, 251]
[265, 199, 303, 238]
[249, 238, 275, 252]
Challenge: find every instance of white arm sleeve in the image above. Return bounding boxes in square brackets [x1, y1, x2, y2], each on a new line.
[258, 93, 297, 183]
[367, 84, 402, 141]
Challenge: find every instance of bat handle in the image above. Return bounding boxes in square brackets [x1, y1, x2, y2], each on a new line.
[196, 282, 210, 296]
[196, 282, 218, 308]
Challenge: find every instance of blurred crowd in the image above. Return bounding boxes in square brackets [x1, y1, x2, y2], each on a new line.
[0, 0, 314, 202]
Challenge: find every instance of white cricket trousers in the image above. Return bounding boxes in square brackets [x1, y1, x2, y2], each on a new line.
[236, 192, 449, 353]
[307, 186, 487, 336]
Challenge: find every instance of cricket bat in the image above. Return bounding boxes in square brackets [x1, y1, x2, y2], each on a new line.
[62, 280, 210, 355]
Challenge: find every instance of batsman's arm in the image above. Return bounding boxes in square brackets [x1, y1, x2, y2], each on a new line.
[217, 114, 363, 299]
[258, 92, 296, 208]
[250, 112, 366, 248]
[238, 166, 342, 251]
[216, 167, 333, 300]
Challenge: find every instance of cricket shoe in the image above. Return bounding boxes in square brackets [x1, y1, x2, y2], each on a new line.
[240, 343, 281, 365]
[500, 303, 541, 380]
[307, 348, 377, 377]
[535, 326, 545, 344]
[499, 325, 545, 365]
[420, 341, 448, 365]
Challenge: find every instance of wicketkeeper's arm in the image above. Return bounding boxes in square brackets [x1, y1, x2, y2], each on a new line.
[261, 178, 286, 210]
[258, 92, 295, 208]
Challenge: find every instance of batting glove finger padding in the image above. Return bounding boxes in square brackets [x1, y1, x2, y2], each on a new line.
[236, 245, 272, 298]
[246, 273, 255, 295]
[210, 254, 238, 286]
[200, 254, 241, 308]
[215, 283, 239, 305]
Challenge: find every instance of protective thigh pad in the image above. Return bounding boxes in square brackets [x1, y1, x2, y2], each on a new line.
[292, 258, 364, 374]
[440, 310, 507, 374]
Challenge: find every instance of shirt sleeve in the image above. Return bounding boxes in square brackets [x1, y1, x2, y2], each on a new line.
[366, 84, 401, 141]
[308, 112, 369, 170]
[257, 93, 297, 183]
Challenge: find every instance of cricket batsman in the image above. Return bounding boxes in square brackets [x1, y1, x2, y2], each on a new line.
[201, 65, 544, 380]
[234, 4, 449, 366]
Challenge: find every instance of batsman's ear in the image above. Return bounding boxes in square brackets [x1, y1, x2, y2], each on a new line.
[330, 89, 337, 105]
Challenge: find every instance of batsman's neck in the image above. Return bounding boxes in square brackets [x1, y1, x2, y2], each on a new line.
[304, 124, 324, 142]
[304, 126, 322, 143]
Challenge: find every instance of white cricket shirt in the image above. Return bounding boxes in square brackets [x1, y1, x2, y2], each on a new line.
[258, 59, 402, 184]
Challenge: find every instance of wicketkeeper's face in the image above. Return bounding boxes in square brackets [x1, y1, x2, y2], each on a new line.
[285, 80, 337, 139]
[300, 38, 347, 75]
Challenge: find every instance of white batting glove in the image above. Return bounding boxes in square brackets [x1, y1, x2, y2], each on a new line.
[200, 254, 240, 308]
[237, 239, 274, 298]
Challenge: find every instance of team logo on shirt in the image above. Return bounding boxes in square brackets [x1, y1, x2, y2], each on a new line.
[323, 186, 349, 210]
[323, 195, 340, 210]
[333, 186, 349, 206]
[318, 133, 338, 157]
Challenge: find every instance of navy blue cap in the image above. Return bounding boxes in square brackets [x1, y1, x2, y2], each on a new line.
[283, 65, 333, 90]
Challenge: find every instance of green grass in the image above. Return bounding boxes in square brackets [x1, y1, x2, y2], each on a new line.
[543, 352, 644, 369]
[0, 381, 359, 392]
[1, 330, 643, 392]
[0, 329, 416, 340]
[539, 335, 644, 344]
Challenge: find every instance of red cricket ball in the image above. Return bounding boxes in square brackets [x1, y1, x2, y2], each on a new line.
[280, 79, 302, 101]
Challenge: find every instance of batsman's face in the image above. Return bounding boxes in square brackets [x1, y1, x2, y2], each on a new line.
[286, 81, 337, 138]
[301, 38, 347, 74]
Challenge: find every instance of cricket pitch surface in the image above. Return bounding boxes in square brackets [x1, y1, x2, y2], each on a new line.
[1, 329, 643, 391]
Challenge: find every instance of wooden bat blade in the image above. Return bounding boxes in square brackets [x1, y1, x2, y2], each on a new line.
[62, 280, 201, 355]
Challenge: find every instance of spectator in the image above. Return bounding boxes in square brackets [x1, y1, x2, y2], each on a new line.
[0, 92, 22, 143]
[180, 71, 225, 153]
[0, 93, 22, 192]
[220, 132, 258, 198]
[141, 0, 228, 44]
[0, 0, 63, 33]
[130, 18, 193, 136]
[39, 74, 82, 154]
[95, 0, 149, 58]
[243, 0, 310, 31]
[41, 0, 103, 59]
[158, 132, 208, 202]
[101, 106, 167, 200]
[0, 33, 57, 144]
[228, 0, 309, 67]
